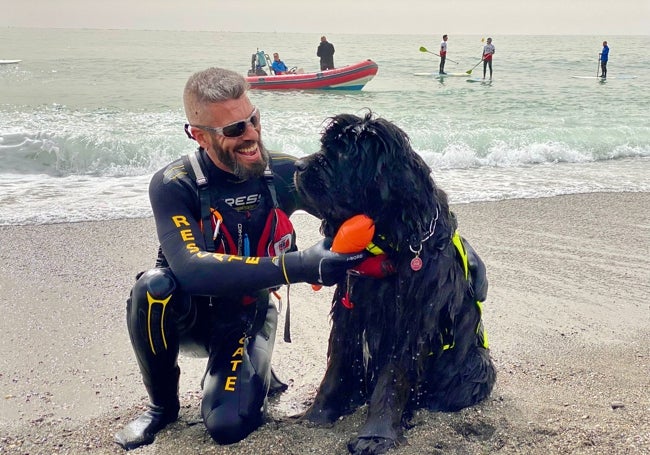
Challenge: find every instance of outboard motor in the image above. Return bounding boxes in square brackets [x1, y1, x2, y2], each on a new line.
[248, 53, 257, 76]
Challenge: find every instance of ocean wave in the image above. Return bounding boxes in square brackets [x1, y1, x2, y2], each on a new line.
[1, 107, 187, 176]
[2, 121, 648, 177]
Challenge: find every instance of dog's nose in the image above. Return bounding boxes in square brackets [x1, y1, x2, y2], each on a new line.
[294, 159, 307, 172]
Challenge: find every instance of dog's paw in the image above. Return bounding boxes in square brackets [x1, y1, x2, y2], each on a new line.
[299, 405, 340, 426]
[347, 435, 399, 455]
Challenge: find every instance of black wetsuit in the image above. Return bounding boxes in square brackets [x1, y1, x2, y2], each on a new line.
[317, 40, 335, 70]
[121, 148, 302, 447]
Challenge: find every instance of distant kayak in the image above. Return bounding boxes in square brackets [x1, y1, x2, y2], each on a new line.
[0, 59, 21, 65]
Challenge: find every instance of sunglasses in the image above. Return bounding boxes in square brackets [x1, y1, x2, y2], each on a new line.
[184, 107, 259, 139]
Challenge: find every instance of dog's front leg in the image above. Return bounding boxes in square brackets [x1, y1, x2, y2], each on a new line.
[347, 363, 409, 455]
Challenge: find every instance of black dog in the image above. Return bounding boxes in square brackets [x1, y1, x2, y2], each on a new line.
[294, 112, 496, 454]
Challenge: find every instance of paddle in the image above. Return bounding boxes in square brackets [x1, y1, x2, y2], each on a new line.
[419, 46, 459, 64]
[465, 59, 483, 75]
[465, 38, 486, 75]
[596, 53, 601, 78]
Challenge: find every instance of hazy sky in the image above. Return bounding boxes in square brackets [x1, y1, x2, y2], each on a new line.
[2, 0, 649, 35]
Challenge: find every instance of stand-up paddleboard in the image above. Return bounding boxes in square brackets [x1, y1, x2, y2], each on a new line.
[571, 75, 637, 80]
[414, 72, 469, 77]
[0, 59, 22, 65]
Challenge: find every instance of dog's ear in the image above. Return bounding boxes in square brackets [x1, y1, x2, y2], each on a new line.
[362, 118, 436, 206]
[320, 112, 446, 244]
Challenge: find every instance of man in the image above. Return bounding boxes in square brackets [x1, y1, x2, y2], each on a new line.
[482, 37, 495, 80]
[600, 40, 609, 79]
[316, 35, 335, 70]
[114, 67, 364, 450]
[439, 34, 448, 75]
[271, 52, 291, 75]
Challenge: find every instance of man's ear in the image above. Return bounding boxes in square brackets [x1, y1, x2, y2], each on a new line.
[190, 127, 211, 150]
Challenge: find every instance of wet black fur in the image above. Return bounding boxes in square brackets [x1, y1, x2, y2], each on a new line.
[294, 112, 496, 454]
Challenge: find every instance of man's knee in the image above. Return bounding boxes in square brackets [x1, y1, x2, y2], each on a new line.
[201, 359, 266, 443]
[126, 268, 193, 357]
[130, 268, 177, 305]
[203, 406, 262, 445]
[128, 268, 192, 319]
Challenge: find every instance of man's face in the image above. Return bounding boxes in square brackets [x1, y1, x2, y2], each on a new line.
[190, 96, 269, 179]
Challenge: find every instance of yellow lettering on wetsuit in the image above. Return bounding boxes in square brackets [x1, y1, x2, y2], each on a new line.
[170, 214, 264, 264]
[224, 337, 246, 392]
[171, 215, 200, 253]
[172, 215, 190, 227]
[179, 229, 194, 242]
[224, 376, 237, 392]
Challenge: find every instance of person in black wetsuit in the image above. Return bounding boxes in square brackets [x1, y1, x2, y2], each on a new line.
[316, 35, 335, 70]
[114, 67, 364, 450]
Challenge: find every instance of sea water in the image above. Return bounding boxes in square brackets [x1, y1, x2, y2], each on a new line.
[1, 28, 649, 225]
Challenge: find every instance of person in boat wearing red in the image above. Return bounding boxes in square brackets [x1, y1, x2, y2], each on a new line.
[317, 35, 335, 70]
[439, 34, 448, 75]
[482, 37, 495, 80]
[114, 66, 365, 450]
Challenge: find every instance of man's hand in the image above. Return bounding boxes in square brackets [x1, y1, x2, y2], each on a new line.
[281, 238, 367, 286]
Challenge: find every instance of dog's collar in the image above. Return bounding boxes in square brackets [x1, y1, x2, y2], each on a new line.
[408, 205, 439, 271]
[363, 205, 440, 272]
[408, 205, 439, 254]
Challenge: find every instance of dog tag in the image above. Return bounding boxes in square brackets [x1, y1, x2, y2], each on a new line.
[341, 273, 354, 308]
[410, 256, 422, 271]
[341, 292, 354, 309]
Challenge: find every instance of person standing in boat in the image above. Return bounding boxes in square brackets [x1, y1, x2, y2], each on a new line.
[439, 34, 448, 75]
[482, 37, 495, 80]
[317, 36, 335, 70]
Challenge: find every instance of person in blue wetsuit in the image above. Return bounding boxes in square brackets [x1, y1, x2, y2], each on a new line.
[114, 67, 364, 450]
[599, 41, 609, 79]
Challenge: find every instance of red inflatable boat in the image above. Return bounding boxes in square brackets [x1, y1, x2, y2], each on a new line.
[246, 59, 378, 91]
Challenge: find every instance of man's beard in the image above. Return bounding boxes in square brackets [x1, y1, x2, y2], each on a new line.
[213, 137, 269, 179]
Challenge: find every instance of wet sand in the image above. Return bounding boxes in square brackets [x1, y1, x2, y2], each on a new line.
[1, 192, 648, 454]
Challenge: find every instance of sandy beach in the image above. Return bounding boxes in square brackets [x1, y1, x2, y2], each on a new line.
[1, 192, 648, 455]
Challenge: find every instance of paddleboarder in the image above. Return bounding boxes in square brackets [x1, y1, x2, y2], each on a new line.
[482, 37, 495, 80]
[439, 34, 448, 75]
[114, 67, 364, 450]
[599, 41, 609, 79]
